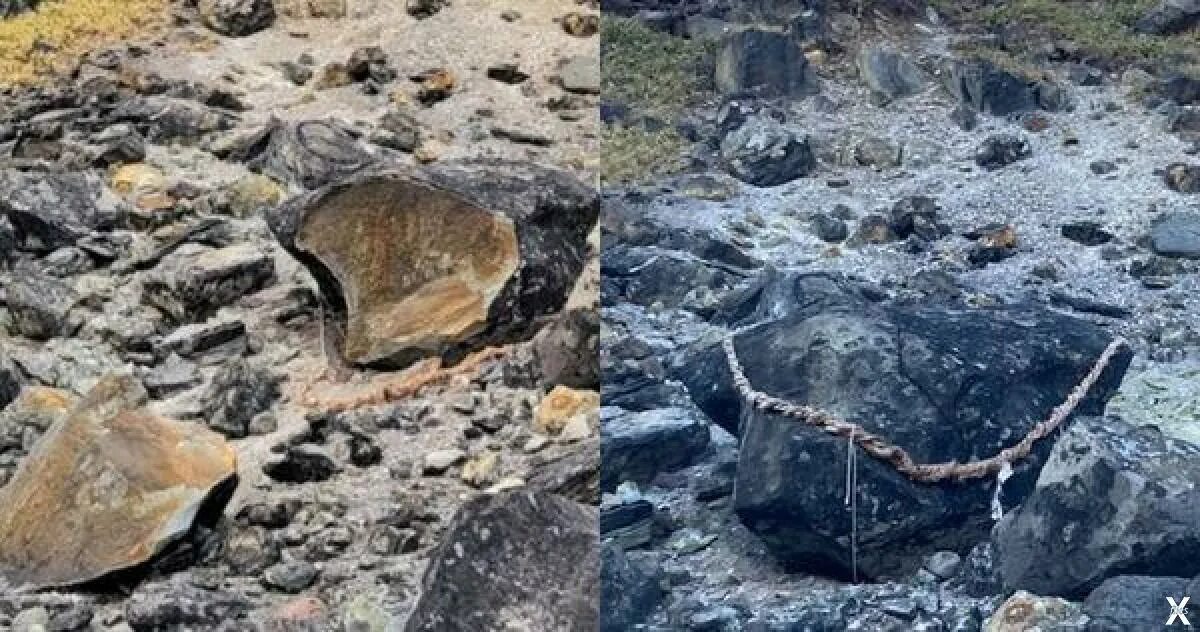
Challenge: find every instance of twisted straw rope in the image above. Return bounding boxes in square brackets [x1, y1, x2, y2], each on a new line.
[723, 334, 1126, 483]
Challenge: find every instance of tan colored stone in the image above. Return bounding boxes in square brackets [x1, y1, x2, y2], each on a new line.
[0, 376, 237, 589]
[227, 173, 285, 217]
[534, 386, 599, 435]
[295, 177, 519, 365]
[985, 591, 1079, 632]
[460, 452, 498, 488]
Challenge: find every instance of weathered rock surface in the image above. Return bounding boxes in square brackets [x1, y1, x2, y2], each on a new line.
[600, 545, 663, 632]
[0, 170, 119, 253]
[249, 119, 376, 190]
[1149, 212, 1200, 258]
[0, 376, 237, 589]
[142, 243, 276, 324]
[268, 162, 597, 367]
[720, 116, 815, 187]
[404, 491, 598, 631]
[1082, 575, 1193, 631]
[601, 406, 710, 492]
[199, 0, 277, 37]
[681, 274, 1131, 579]
[715, 28, 814, 97]
[858, 46, 927, 101]
[993, 417, 1200, 598]
[949, 59, 1037, 117]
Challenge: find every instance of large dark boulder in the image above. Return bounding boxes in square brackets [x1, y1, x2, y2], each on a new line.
[405, 492, 598, 631]
[993, 417, 1200, 598]
[268, 161, 597, 368]
[720, 116, 815, 187]
[601, 406, 711, 492]
[0, 170, 120, 254]
[858, 46, 927, 101]
[0, 353, 21, 411]
[715, 28, 816, 98]
[680, 274, 1131, 579]
[948, 59, 1038, 117]
[602, 244, 750, 316]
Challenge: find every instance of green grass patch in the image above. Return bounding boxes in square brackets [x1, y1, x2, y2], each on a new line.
[601, 15, 716, 119]
[0, 0, 167, 85]
[977, 0, 1200, 63]
[600, 125, 688, 186]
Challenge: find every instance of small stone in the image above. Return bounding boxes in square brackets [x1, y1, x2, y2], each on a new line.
[414, 68, 456, 105]
[199, 0, 276, 37]
[1061, 220, 1113, 246]
[12, 607, 49, 632]
[561, 12, 598, 37]
[486, 63, 529, 84]
[810, 212, 848, 242]
[343, 595, 390, 632]
[559, 56, 600, 95]
[263, 445, 337, 483]
[263, 561, 319, 594]
[925, 550, 962, 579]
[423, 448, 466, 475]
[281, 61, 313, 85]
[406, 0, 446, 18]
[534, 386, 599, 435]
[975, 134, 1031, 170]
[461, 452, 498, 488]
[1089, 160, 1117, 175]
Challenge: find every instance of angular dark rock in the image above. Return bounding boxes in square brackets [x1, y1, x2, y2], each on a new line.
[1061, 220, 1113, 246]
[532, 308, 600, 390]
[199, 0, 276, 37]
[993, 417, 1200, 598]
[267, 162, 597, 368]
[0, 170, 119, 254]
[1165, 162, 1200, 193]
[716, 28, 815, 98]
[601, 545, 664, 632]
[601, 406, 710, 492]
[125, 580, 250, 630]
[249, 119, 377, 190]
[0, 0, 38, 18]
[203, 359, 281, 438]
[810, 212, 848, 243]
[142, 244, 275, 324]
[405, 492, 598, 631]
[680, 274, 1131, 579]
[720, 116, 815, 187]
[1083, 575, 1192, 631]
[4, 267, 80, 340]
[857, 46, 926, 101]
[263, 445, 338, 483]
[949, 59, 1037, 117]
[975, 134, 1032, 170]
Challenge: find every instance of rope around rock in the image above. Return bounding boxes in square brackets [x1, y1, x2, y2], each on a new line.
[722, 334, 1126, 483]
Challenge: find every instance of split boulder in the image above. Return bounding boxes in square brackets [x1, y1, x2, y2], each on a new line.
[268, 162, 597, 368]
[0, 376, 237, 589]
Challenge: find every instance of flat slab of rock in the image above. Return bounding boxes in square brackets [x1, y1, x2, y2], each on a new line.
[1149, 212, 1200, 258]
[268, 162, 597, 367]
[405, 491, 598, 631]
[142, 243, 275, 324]
[600, 406, 710, 492]
[0, 376, 237, 589]
[0, 169, 120, 254]
[993, 417, 1200, 598]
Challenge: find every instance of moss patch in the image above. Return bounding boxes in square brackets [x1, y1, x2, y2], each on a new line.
[975, 0, 1200, 64]
[600, 125, 688, 186]
[601, 16, 716, 119]
[0, 0, 167, 85]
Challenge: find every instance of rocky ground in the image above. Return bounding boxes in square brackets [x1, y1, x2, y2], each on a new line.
[0, 0, 600, 630]
[601, 1, 1200, 630]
